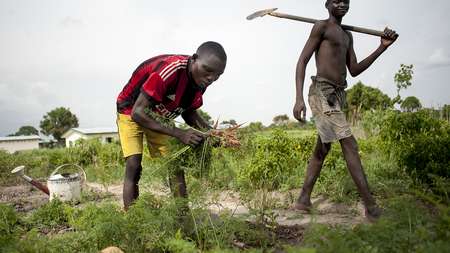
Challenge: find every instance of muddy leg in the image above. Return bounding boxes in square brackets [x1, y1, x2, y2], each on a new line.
[293, 135, 331, 211]
[339, 136, 381, 221]
[123, 154, 142, 211]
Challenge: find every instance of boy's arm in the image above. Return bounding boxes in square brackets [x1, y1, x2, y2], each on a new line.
[131, 93, 206, 146]
[181, 110, 211, 131]
[294, 21, 326, 122]
[346, 27, 398, 77]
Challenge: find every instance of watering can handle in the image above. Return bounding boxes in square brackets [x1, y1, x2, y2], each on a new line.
[50, 164, 87, 186]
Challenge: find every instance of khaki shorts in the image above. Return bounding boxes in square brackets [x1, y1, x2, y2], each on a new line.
[116, 113, 170, 158]
[308, 76, 352, 143]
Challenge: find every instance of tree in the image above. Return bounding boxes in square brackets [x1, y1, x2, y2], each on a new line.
[221, 119, 237, 126]
[40, 107, 79, 142]
[441, 104, 450, 122]
[393, 64, 414, 105]
[8, 125, 39, 136]
[247, 121, 264, 131]
[346, 81, 392, 125]
[401, 96, 422, 112]
[272, 114, 289, 126]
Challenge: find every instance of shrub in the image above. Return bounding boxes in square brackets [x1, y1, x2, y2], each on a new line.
[28, 198, 72, 231]
[237, 129, 313, 190]
[380, 110, 450, 183]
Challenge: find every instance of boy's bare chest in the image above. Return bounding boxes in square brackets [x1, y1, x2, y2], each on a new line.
[323, 26, 350, 50]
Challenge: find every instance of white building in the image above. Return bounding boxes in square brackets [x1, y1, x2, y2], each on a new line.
[0, 135, 41, 153]
[61, 127, 119, 147]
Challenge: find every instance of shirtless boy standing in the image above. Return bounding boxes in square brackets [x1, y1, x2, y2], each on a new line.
[292, 0, 398, 220]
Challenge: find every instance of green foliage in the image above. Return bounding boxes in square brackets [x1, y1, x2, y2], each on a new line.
[39, 107, 79, 141]
[360, 110, 394, 137]
[124, 193, 179, 251]
[380, 110, 450, 183]
[28, 198, 72, 230]
[272, 114, 290, 126]
[69, 138, 124, 186]
[393, 64, 414, 105]
[302, 195, 450, 253]
[238, 129, 313, 190]
[197, 109, 213, 125]
[0, 139, 124, 186]
[165, 231, 199, 253]
[246, 122, 264, 132]
[345, 81, 392, 125]
[164, 138, 213, 179]
[8, 125, 39, 136]
[401, 96, 422, 112]
[0, 204, 21, 250]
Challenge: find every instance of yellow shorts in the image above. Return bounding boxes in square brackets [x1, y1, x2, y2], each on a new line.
[116, 113, 171, 158]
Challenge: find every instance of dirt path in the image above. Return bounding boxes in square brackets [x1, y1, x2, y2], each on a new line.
[81, 183, 368, 227]
[1, 182, 368, 227]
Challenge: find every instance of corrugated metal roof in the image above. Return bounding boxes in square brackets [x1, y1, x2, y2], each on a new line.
[0, 135, 41, 141]
[72, 127, 118, 134]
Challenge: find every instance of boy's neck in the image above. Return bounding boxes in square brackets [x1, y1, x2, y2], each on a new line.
[328, 15, 343, 25]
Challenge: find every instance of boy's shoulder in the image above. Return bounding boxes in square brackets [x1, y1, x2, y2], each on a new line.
[314, 19, 330, 29]
[311, 19, 331, 35]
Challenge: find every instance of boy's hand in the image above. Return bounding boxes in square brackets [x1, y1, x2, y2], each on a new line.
[178, 129, 206, 146]
[381, 27, 398, 48]
[293, 99, 307, 122]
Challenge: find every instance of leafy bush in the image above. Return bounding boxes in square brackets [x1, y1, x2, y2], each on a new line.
[302, 195, 450, 253]
[28, 198, 72, 230]
[0, 139, 124, 186]
[0, 204, 21, 250]
[379, 110, 450, 183]
[237, 129, 314, 190]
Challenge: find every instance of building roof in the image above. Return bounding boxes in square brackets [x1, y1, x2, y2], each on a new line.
[0, 135, 41, 142]
[62, 127, 118, 138]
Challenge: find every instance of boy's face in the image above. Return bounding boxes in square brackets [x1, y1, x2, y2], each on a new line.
[191, 54, 226, 90]
[326, 0, 350, 18]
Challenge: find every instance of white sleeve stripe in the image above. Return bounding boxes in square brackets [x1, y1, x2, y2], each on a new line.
[159, 59, 188, 79]
[162, 66, 187, 81]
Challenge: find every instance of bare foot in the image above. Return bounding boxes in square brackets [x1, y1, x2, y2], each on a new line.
[290, 201, 312, 212]
[365, 205, 382, 222]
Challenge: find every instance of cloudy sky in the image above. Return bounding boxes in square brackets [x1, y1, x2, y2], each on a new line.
[1, 0, 449, 136]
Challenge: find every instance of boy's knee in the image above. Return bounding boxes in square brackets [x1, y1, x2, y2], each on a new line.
[126, 154, 142, 168]
[314, 144, 331, 161]
[341, 137, 359, 153]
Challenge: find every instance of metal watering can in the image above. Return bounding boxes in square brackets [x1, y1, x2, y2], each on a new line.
[11, 164, 86, 202]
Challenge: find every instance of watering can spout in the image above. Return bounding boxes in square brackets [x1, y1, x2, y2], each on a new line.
[11, 166, 50, 195]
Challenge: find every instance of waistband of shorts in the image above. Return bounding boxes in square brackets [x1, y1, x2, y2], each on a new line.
[311, 76, 347, 88]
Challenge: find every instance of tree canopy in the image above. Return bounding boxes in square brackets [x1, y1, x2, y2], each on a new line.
[8, 125, 39, 136]
[272, 114, 290, 126]
[40, 107, 79, 141]
[401, 96, 422, 112]
[346, 81, 392, 125]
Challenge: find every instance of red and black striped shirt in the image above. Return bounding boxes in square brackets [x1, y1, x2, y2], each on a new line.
[116, 55, 204, 119]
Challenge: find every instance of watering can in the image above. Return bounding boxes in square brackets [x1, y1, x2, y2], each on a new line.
[11, 164, 86, 202]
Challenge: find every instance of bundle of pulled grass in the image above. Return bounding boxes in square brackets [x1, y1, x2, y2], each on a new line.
[143, 108, 242, 177]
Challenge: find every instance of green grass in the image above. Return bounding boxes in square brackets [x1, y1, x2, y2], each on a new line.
[1, 128, 449, 252]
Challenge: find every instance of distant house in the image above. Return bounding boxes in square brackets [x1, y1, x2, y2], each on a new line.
[61, 127, 119, 147]
[0, 135, 41, 153]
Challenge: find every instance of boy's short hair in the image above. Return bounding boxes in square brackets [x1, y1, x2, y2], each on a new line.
[196, 41, 227, 62]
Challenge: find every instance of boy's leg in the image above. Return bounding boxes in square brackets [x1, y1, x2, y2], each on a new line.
[339, 136, 381, 219]
[117, 113, 144, 210]
[123, 154, 142, 210]
[144, 129, 188, 198]
[293, 135, 331, 210]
